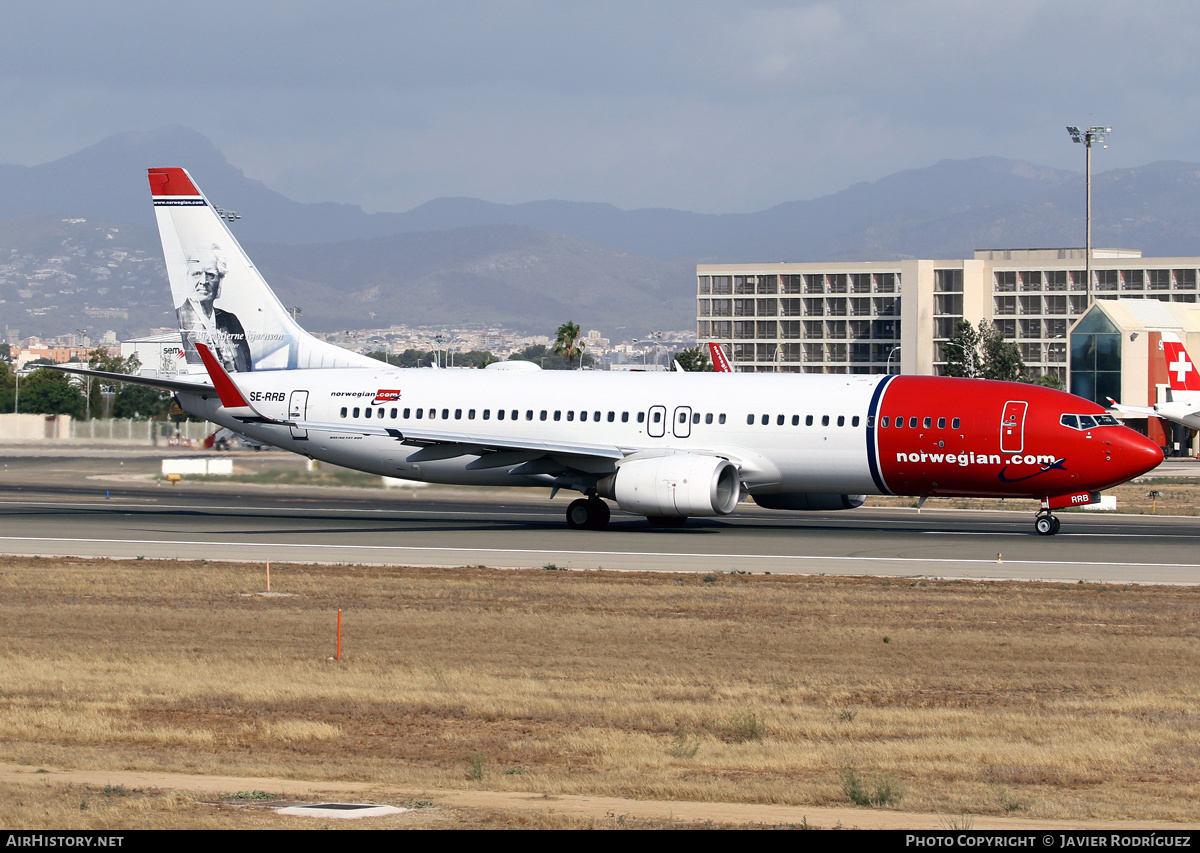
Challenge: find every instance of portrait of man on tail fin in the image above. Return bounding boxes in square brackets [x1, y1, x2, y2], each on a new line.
[176, 243, 252, 372]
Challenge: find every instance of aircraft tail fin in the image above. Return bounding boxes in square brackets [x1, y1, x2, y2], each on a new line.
[148, 168, 379, 373]
[708, 342, 732, 373]
[1160, 332, 1200, 394]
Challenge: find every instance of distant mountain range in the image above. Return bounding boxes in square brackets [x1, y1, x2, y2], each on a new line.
[2, 126, 1199, 339]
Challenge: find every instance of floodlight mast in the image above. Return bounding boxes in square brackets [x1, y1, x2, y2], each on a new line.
[1066, 125, 1111, 303]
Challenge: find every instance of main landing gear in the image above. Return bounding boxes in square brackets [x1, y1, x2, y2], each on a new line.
[566, 497, 611, 530]
[1034, 510, 1061, 536]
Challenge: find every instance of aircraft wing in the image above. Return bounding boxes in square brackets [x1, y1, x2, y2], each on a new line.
[1106, 397, 1158, 420]
[292, 418, 626, 460]
[188, 342, 627, 469]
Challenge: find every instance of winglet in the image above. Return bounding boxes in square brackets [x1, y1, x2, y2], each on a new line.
[194, 342, 272, 422]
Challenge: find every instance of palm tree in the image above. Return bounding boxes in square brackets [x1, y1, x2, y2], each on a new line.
[554, 321, 585, 368]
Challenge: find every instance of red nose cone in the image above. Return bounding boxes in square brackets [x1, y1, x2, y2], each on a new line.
[1118, 429, 1165, 482]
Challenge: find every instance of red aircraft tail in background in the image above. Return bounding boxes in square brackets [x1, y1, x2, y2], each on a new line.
[708, 342, 732, 373]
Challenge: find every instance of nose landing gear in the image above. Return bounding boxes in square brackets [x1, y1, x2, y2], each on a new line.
[1034, 510, 1061, 536]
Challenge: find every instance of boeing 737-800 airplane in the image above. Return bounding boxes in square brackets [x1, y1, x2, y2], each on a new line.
[63, 168, 1164, 535]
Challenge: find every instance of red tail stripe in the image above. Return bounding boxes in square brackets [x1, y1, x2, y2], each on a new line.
[194, 343, 249, 408]
[147, 167, 200, 197]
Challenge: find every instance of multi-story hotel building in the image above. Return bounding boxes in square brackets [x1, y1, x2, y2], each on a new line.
[697, 248, 1200, 384]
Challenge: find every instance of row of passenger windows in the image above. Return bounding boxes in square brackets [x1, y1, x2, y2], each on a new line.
[335, 405, 964, 431]
[747, 413, 862, 427]
[337, 406, 732, 425]
[879, 416, 962, 430]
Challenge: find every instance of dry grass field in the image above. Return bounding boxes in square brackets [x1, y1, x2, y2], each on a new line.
[2, 556, 1199, 829]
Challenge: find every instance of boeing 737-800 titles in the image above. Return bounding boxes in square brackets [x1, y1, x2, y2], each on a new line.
[62, 168, 1164, 535]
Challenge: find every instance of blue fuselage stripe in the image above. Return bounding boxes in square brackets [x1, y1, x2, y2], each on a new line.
[866, 375, 894, 495]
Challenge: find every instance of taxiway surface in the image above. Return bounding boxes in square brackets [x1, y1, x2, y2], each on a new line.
[0, 446, 1197, 584]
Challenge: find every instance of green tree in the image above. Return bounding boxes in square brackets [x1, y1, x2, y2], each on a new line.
[553, 321, 585, 368]
[18, 368, 84, 417]
[112, 384, 172, 419]
[943, 320, 1024, 381]
[87, 348, 141, 418]
[508, 343, 594, 370]
[672, 346, 712, 372]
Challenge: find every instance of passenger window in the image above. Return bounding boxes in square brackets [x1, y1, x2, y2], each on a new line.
[896, 417, 903, 428]
[483, 410, 490, 420]
[692, 413, 700, 424]
[340, 407, 347, 418]
[705, 413, 713, 425]
[353, 407, 360, 418]
[391, 408, 397, 419]
[822, 415, 830, 426]
[777, 414, 784, 426]
[442, 409, 449, 419]
[526, 410, 533, 420]
[512, 410, 519, 421]
[429, 409, 436, 419]
[638, 412, 645, 423]
[365, 408, 372, 419]
[580, 411, 588, 422]
[852, 416, 860, 427]
[608, 412, 615, 422]
[791, 415, 799, 426]
[416, 408, 423, 419]
[622, 412, 630, 423]
[594, 411, 600, 421]
[760, 414, 768, 425]
[653, 412, 662, 423]
[837, 415, 845, 427]
[719, 414, 726, 424]
[937, 417, 945, 429]
[554, 411, 561, 421]
[909, 417, 918, 429]
[747, 415, 754, 425]
[952, 417, 960, 429]
[540, 410, 548, 421]
[923, 417, 931, 429]
[806, 415, 813, 426]
[567, 411, 575, 421]
[680, 412, 688, 424]
[881, 416, 889, 428]
[497, 409, 505, 420]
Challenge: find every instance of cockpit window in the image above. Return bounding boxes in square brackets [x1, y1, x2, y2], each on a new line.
[1061, 413, 1120, 430]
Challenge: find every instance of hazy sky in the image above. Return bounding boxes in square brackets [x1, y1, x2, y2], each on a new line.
[2, 1, 1196, 213]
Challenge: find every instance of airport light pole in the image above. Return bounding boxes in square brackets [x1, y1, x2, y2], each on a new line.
[887, 345, 901, 376]
[1066, 125, 1111, 304]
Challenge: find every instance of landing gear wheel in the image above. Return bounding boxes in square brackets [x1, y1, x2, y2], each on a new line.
[647, 516, 687, 528]
[1035, 513, 1060, 536]
[567, 499, 592, 530]
[566, 498, 611, 530]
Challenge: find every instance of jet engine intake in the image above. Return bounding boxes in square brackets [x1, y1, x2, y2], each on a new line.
[597, 454, 741, 517]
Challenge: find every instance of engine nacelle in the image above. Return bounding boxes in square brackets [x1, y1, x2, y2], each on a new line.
[597, 454, 741, 517]
[752, 493, 866, 511]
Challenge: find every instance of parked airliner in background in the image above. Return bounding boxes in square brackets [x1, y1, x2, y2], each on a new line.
[1109, 332, 1200, 430]
[709, 342, 732, 373]
[62, 168, 1164, 535]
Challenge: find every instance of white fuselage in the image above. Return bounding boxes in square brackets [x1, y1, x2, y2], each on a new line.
[181, 367, 884, 496]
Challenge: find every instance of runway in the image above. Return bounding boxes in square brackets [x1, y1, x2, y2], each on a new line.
[1, 446, 1198, 584]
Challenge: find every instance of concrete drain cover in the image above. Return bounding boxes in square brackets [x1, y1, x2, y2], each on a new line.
[277, 803, 407, 819]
